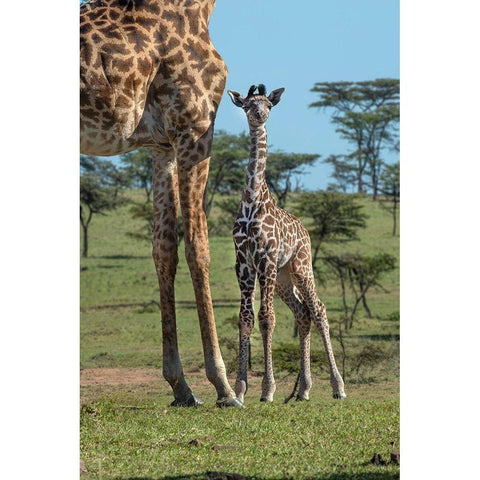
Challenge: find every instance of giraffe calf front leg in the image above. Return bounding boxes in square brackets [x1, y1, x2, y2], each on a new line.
[234, 278, 255, 403]
[235, 325, 252, 403]
[257, 269, 278, 402]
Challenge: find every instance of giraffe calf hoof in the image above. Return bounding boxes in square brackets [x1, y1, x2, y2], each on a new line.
[216, 397, 245, 408]
[259, 397, 274, 403]
[295, 395, 309, 402]
[171, 394, 203, 407]
[333, 393, 347, 400]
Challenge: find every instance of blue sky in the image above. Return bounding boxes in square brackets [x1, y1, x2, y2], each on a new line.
[210, 0, 400, 190]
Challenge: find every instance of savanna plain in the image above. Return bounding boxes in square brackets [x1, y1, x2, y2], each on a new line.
[80, 192, 399, 480]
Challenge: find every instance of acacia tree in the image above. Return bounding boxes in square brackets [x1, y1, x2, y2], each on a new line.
[120, 147, 153, 202]
[309, 79, 399, 198]
[119, 148, 156, 244]
[293, 191, 368, 273]
[324, 154, 362, 193]
[378, 161, 400, 235]
[324, 252, 396, 329]
[80, 156, 126, 257]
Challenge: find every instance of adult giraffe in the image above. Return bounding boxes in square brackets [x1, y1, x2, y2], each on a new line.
[80, 0, 241, 407]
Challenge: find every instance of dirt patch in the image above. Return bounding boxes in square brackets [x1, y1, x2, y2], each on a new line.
[80, 367, 161, 386]
[80, 368, 400, 403]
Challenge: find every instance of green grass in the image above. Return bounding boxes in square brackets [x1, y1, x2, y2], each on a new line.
[81, 398, 399, 479]
[80, 191, 399, 479]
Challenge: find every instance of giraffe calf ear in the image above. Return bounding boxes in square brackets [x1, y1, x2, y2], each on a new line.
[268, 88, 285, 106]
[228, 90, 245, 107]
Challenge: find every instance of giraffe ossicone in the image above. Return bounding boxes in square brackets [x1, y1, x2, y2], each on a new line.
[228, 84, 346, 403]
[80, 0, 242, 408]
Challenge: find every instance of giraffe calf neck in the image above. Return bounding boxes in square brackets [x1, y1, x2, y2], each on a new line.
[234, 124, 309, 272]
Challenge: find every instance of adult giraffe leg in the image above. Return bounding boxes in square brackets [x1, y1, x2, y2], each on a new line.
[290, 251, 346, 400]
[276, 266, 313, 401]
[152, 148, 200, 406]
[175, 131, 241, 407]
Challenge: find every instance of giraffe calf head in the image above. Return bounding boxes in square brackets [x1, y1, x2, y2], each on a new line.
[228, 84, 285, 126]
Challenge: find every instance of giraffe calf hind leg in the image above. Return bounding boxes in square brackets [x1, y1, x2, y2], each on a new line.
[310, 301, 346, 400]
[276, 268, 313, 402]
[296, 324, 313, 401]
[290, 260, 346, 400]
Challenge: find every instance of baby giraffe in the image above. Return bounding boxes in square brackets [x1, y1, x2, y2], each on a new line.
[227, 84, 346, 403]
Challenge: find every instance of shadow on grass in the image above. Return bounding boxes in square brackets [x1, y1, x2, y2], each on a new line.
[114, 474, 252, 480]
[114, 471, 399, 480]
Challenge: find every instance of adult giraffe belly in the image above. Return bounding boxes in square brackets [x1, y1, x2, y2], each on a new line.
[80, 96, 166, 157]
[79, 54, 162, 156]
[80, 119, 154, 156]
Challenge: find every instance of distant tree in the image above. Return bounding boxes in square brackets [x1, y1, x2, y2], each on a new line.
[265, 152, 319, 208]
[126, 201, 154, 243]
[293, 191, 368, 273]
[310, 79, 399, 198]
[126, 201, 185, 244]
[213, 196, 241, 235]
[120, 147, 153, 202]
[378, 162, 400, 235]
[324, 252, 396, 329]
[81, 155, 127, 198]
[119, 148, 155, 244]
[80, 156, 126, 257]
[324, 154, 360, 193]
[205, 130, 249, 216]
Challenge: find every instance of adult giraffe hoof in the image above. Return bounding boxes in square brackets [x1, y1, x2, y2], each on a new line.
[216, 397, 245, 408]
[170, 394, 203, 407]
